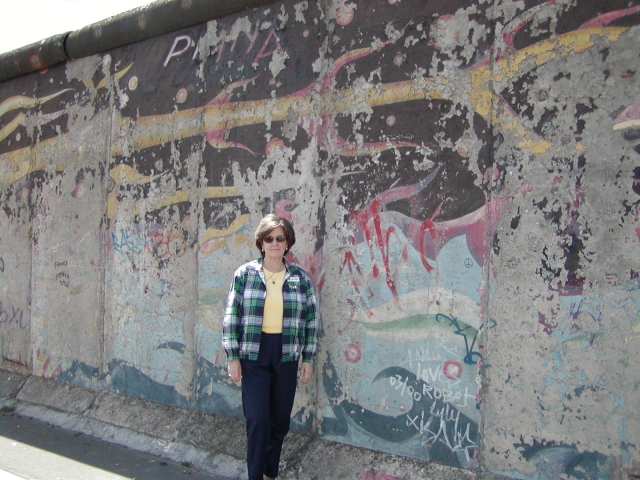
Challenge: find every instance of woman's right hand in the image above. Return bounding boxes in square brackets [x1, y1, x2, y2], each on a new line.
[227, 359, 242, 383]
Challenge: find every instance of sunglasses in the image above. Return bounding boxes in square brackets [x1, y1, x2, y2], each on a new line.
[264, 235, 286, 243]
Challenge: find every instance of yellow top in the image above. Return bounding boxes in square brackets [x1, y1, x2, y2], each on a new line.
[262, 267, 284, 333]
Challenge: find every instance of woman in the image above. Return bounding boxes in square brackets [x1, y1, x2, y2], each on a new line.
[222, 213, 318, 480]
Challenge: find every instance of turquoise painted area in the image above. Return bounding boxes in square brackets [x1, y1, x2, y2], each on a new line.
[359, 313, 477, 336]
[616, 277, 640, 292]
[559, 294, 602, 322]
[198, 247, 244, 291]
[107, 259, 187, 384]
[195, 324, 222, 364]
[341, 232, 483, 309]
[331, 332, 481, 422]
[610, 393, 628, 411]
[198, 245, 253, 307]
[198, 287, 227, 307]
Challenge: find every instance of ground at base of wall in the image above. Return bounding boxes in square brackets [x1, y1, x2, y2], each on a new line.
[0, 370, 507, 480]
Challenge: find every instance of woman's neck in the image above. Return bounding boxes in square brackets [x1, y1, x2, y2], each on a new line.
[263, 257, 284, 272]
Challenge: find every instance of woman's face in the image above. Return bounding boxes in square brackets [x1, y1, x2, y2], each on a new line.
[262, 226, 288, 261]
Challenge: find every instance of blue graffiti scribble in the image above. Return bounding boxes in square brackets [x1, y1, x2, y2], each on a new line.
[435, 313, 482, 365]
[111, 229, 146, 254]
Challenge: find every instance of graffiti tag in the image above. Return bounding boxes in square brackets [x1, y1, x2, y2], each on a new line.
[145, 226, 187, 260]
[0, 300, 27, 330]
[435, 313, 482, 365]
[163, 24, 284, 67]
[408, 403, 478, 462]
[111, 228, 146, 255]
[111, 226, 187, 260]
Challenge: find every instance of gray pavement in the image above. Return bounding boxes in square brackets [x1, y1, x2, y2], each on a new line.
[0, 371, 509, 480]
[0, 411, 223, 480]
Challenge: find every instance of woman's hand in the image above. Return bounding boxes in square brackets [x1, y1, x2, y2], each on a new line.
[227, 359, 242, 383]
[299, 362, 313, 384]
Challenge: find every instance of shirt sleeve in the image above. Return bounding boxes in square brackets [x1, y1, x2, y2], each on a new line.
[222, 267, 245, 361]
[301, 273, 319, 363]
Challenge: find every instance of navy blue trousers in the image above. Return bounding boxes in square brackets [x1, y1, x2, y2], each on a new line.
[240, 334, 298, 480]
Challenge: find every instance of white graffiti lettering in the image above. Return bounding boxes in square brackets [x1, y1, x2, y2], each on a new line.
[407, 346, 442, 364]
[405, 404, 477, 463]
[164, 35, 195, 67]
[390, 373, 475, 409]
[389, 374, 423, 402]
[162, 23, 283, 68]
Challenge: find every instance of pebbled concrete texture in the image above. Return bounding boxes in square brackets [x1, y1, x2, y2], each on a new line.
[1, 370, 506, 480]
[0, 371, 26, 409]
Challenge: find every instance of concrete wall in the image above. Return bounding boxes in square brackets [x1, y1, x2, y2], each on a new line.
[0, 0, 639, 478]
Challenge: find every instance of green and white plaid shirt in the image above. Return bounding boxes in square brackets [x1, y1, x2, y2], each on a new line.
[222, 258, 318, 363]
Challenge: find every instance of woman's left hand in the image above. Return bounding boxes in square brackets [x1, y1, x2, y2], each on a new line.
[299, 362, 313, 384]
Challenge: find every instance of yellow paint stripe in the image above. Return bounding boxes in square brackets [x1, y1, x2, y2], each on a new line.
[0, 96, 38, 118]
[201, 214, 251, 244]
[0, 113, 26, 142]
[613, 119, 640, 131]
[96, 63, 134, 90]
[1, 26, 630, 186]
[106, 185, 241, 218]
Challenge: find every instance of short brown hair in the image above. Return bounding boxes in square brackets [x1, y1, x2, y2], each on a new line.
[254, 214, 296, 256]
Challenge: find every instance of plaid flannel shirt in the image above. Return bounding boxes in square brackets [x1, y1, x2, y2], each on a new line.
[222, 258, 318, 363]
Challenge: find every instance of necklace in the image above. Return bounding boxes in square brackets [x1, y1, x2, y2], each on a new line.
[264, 268, 284, 284]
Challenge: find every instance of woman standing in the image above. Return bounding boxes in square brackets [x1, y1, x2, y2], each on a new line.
[222, 214, 318, 480]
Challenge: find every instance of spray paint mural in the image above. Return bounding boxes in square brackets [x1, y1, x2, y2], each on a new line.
[1, 0, 640, 477]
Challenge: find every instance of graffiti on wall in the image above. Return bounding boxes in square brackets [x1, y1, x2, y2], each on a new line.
[1, 0, 640, 474]
[0, 301, 26, 330]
